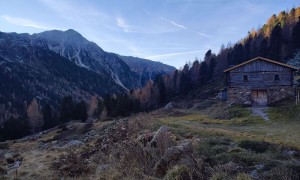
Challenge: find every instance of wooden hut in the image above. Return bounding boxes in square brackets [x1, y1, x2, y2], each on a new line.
[224, 57, 298, 106]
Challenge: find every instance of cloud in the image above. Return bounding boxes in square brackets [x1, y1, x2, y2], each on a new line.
[145, 50, 203, 59]
[40, 0, 110, 22]
[160, 17, 186, 29]
[1, 15, 55, 30]
[195, 32, 210, 38]
[116, 16, 176, 34]
[160, 17, 210, 38]
[116, 17, 133, 32]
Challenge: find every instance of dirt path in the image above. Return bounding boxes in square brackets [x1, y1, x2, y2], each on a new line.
[251, 106, 269, 121]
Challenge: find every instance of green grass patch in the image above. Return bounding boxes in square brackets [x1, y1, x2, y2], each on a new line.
[268, 99, 300, 122]
[237, 140, 272, 153]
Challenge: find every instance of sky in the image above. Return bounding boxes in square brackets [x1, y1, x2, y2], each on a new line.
[0, 0, 299, 68]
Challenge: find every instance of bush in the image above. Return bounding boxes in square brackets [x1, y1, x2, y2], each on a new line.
[237, 140, 271, 153]
[208, 138, 232, 146]
[52, 151, 92, 177]
[198, 138, 232, 157]
[213, 151, 264, 166]
[236, 173, 252, 180]
[164, 165, 190, 180]
[210, 172, 231, 180]
[228, 106, 251, 118]
[262, 164, 300, 180]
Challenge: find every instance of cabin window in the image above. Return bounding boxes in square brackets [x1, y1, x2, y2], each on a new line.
[243, 75, 248, 82]
[274, 74, 280, 81]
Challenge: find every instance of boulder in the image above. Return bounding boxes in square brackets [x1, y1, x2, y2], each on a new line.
[0, 142, 9, 149]
[136, 132, 155, 146]
[164, 102, 174, 110]
[153, 140, 198, 177]
[62, 140, 84, 148]
[148, 126, 175, 153]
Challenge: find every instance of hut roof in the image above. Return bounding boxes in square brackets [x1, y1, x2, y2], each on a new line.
[224, 57, 298, 72]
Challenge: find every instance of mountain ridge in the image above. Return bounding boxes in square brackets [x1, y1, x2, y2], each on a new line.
[0, 29, 176, 120]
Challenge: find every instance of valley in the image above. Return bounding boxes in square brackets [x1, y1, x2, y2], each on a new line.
[1, 95, 299, 179]
[0, 2, 300, 180]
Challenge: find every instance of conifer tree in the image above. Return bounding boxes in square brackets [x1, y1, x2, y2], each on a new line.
[73, 100, 88, 122]
[60, 96, 74, 123]
[292, 17, 300, 50]
[95, 98, 104, 119]
[269, 23, 283, 61]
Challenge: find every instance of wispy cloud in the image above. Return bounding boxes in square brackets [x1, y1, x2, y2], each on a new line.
[160, 16, 210, 38]
[116, 17, 135, 33]
[160, 17, 186, 29]
[195, 32, 210, 38]
[116, 16, 177, 34]
[40, 0, 111, 23]
[1, 15, 56, 30]
[145, 50, 203, 59]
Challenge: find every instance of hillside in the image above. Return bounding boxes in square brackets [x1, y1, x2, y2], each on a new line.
[0, 30, 176, 122]
[0, 82, 299, 179]
[0, 4, 300, 180]
[32, 29, 140, 90]
[132, 7, 300, 107]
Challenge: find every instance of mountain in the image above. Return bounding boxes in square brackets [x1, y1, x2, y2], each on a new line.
[0, 31, 126, 120]
[32, 29, 140, 90]
[0, 29, 176, 120]
[119, 55, 176, 86]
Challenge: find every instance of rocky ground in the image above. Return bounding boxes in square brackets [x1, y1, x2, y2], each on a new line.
[0, 99, 300, 179]
[0, 113, 202, 179]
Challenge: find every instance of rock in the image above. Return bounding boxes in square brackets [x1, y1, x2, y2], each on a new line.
[4, 152, 14, 159]
[62, 140, 84, 148]
[243, 101, 251, 106]
[148, 126, 175, 153]
[96, 164, 109, 174]
[153, 140, 198, 177]
[176, 140, 194, 155]
[164, 102, 174, 110]
[0, 142, 9, 149]
[4, 152, 22, 165]
[0, 166, 7, 175]
[137, 132, 155, 146]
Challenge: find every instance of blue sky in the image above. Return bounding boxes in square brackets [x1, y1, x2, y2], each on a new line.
[0, 0, 299, 68]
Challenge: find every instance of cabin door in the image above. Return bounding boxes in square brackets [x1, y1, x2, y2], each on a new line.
[251, 90, 268, 106]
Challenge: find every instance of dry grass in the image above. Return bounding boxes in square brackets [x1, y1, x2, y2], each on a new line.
[8, 149, 62, 179]
[1, 97, 299, 179]
[156, 105, 300, 149]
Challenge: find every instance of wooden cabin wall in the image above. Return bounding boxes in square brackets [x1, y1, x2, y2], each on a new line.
[228, 60, 293, 88]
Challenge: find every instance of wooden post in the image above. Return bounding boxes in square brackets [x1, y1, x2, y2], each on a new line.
[296, 89, 298, 105]
[297, 90, 298, 105]
[298, 90, 300, 105]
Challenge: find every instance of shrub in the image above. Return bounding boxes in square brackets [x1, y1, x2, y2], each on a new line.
[164, 165, 190, 180]
[198, 138, 232, 157]
[52, 151, 92, 177]
[236, 173, 252, 180]
[213, 151, 264, 166]
[228, 106, 251, 118]
[211, 145, 229, 155]
[210, 172, 231, 180]
[237, 140, 271, 153]
[208, 138, 232, 146]
[262, 164, 300, 180]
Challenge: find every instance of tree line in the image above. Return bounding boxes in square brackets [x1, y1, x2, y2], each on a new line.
[1, 7, 300, 141]
[0, 94, 142, 141]
[131, 7, 300, 109]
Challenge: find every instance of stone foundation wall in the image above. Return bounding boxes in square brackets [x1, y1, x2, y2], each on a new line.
[268, 86, 294, 104]
[227, 86, 295, 105]
[227, 87, 252, 106]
